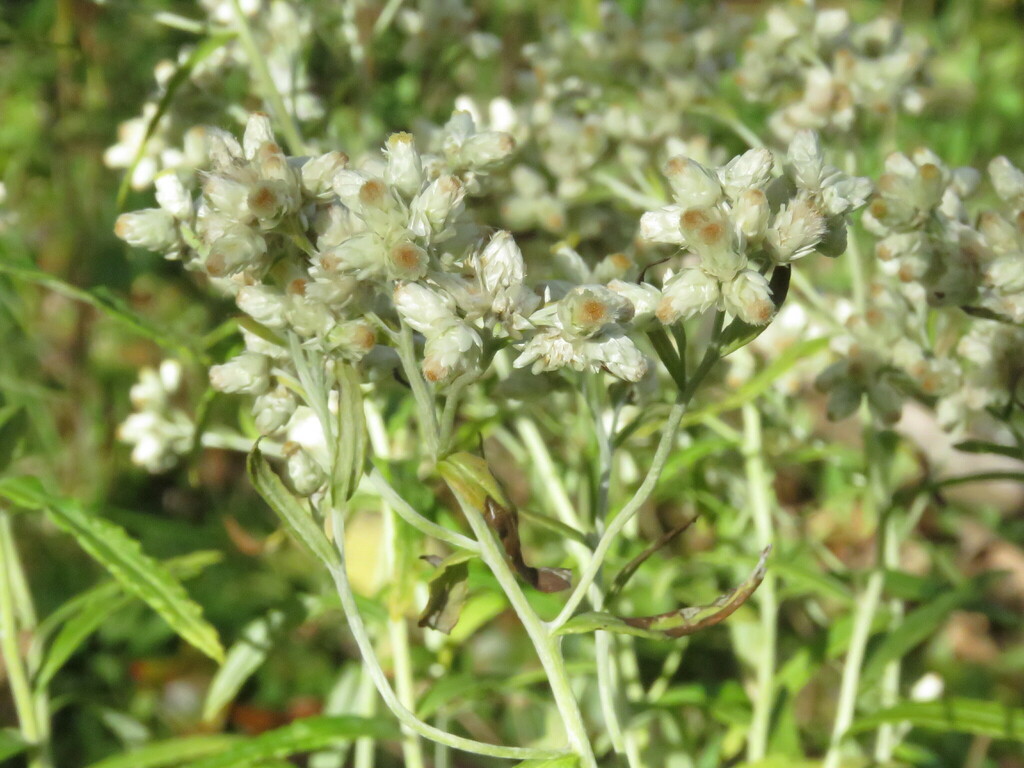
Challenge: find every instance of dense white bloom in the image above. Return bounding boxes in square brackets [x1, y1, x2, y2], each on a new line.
[722, 270, 775, 325]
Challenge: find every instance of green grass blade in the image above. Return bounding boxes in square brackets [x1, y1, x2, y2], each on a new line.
[848, 698, 1024, 742]
[86, 735, 241, 768]
[181, 716, 397, 768]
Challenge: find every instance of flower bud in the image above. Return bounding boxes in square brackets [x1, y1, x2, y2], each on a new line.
[719, 148, 774, 199]
[423, 323, 482, 384]
[663, 156, 723, 207]
[154, 173, 193, 220]
[203, 175, 252, 222]
[722, 269, 774, 325]
[657, 268, 720, 323]
[477, 231, 525, 297]
[393, 283, 456, 335]
[300, 151, 348, 199]
[115, 209, 178, 252]
[206, 229, 267, 277]
[461, 131, 516, 169]
[766, 195, 826, 262]
[639, 206, 687, 245]
[384, 132, 424, 198]
[586, 332, 648, 382]
[409, 174, 464, 237]
[733, 189, 770, 240]
[243, 112, 276, 161]
[237, 285, 289, 328]
[325, 320, 377, 360]
[607, 280, 661, 328]
[209, 353, 270, 395]
[989, 156, 1024, 204]
[253, 386, 297, 433]
[283, 441, 325, 496]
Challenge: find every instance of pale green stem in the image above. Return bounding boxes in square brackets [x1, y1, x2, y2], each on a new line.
[593, 170, 666, 210]
[553, 399, 688, 628]
[365, 468, 479, 553]
[326, 506, 565, 761]
[230, 0, 306, 154]
[397, 323, 440, 462]
[438, 375, 470, 456]
[824, 424, 894, 768]
[743, 404, 778, 763]
[514, 417, 586, 532]
[451, 499, 597, 768]
[844, 150, 869, 313]
[823, 567, 885, 768]
[380, 496, 425, 768]
[1, 513, 51, 768]
[353, 668, 377, 768]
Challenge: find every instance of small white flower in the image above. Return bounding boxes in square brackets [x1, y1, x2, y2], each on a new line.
[209, 353, 271, 395]
[663, 156, 723, 208]
[393, 283, 458, 336]
[423, 323, 482, 383]
[115, 209, 178, 252]
[718, 148, 774, 200]
[657, 268, 720, 323]
[283, 441, 326, 496]
[722, 270, 774, 325]
[639, 206, 687, 245]
[253, 387, 297, 434]
[384, 132, 424, 199]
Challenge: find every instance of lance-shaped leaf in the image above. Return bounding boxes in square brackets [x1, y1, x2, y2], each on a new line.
[557, 547, 771, 639]
[440, 453, 572, 593]
[247, 445, 339, 569]
[0, 476, 224, 663]
[417, 552, 475, 634]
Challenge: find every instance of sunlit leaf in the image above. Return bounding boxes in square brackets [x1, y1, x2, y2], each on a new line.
[86, 735, 240, 768]
[848, 698, 1024, 743]
[417, 552, 474, 634]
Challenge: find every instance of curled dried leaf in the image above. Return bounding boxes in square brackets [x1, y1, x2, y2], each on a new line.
[557, 546, 771, 639]
[484, 497, 572, 593]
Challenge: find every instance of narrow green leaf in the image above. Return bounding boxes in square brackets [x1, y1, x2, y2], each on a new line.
[0, 728, 30, 762]
[37, 551, 222, 688]
[514, 756, 580, 767]
[859, 585, 975, 689]
[37, 593, 132, 688]
[607, 517, 696, 602]
[181, 716, 396, 768]
[848, 698, 1024, 742]
[86, 735, 240, 768]
[0, 476, 224, 663]
[247, 445, 339, 568]
[203, 610, 287, 722]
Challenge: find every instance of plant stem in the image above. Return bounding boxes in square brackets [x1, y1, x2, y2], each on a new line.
[325, 506, 566, 761]
[743, 404, 778, 763]
[230, 0, 307, 155]
[553, 398, 688, 628]
[397, 323, 440, 462]
[824, 426, 894, 768]
[381, 497, 425, 768]
[452, 499, 598, 768]
[0, 512, 51, 768]
[365, 468, 479, 552]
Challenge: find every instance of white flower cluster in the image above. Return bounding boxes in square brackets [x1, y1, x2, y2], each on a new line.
[867, 153, 1024, 323]
[118, 361, 194, 473]
[737, 5, 929, 141]
[105, 0, 319, 190]
[641, 131, 871, 326]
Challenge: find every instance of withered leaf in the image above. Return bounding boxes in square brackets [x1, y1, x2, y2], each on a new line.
[417, 552, 475, 634]
[606, 516, 697, 603]
[556, 546, 771, 639]
[484, 497, 572, 593]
